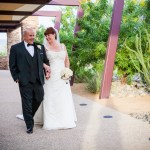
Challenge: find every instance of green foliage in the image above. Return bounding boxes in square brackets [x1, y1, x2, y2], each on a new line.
[0, 45, 7, 56]
[119, 0, 146, 41]
[59, 6, 77, 51]
[73, 0, 113, 71]
[0, 51, 7, 56]
[125, 29, 150, 86]
[58, 6, 78, 72]
[115, 0, 150, 81]
[33, 0, 150, 92]
[85, 71, 102, 93]
[144, 0, 150, 24]
[35, 25, 46, 44]
[74, 66, 94, 83]
[115, 46, 137, 78]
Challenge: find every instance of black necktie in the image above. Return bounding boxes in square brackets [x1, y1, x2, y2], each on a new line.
[27, 43, 34, 47]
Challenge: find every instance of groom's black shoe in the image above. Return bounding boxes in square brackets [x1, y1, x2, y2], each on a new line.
[26, 128, 33, 134]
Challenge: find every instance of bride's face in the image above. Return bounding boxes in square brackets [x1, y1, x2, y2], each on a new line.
[45, 33, 56, 43]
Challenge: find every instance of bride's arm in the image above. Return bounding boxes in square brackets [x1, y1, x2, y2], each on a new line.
[63, 44, 70, 68]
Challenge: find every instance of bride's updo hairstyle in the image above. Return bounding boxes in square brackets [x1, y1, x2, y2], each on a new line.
[44, 27, 57, 40]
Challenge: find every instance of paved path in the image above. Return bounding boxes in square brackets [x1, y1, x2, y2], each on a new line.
[0, 70, 150, 150]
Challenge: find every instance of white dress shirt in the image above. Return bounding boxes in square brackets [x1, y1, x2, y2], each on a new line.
[24, 41, 34, 57]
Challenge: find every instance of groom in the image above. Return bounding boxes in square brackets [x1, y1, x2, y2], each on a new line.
[9, 28, 50, 134]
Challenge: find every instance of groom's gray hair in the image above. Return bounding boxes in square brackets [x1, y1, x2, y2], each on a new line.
[23, 28, 35, 35]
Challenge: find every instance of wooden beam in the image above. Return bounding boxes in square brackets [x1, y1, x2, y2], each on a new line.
[100, 0, 124, 99]
[33, 11, 62, 31]
[0, 11, 32, 16]
[0, 25, 17, 27]
[49, 0, 80, 6]
[0, 24, 21, 28]
[54, 12, 62, 31]
[0, 27, 16, 30]
[33, 11, 61, 17]
[0, 30, 8, 32]
[0, 1, 52, 31]
[19, 2, 53, 22]
[0, 21, 20, 24]
[0, 0, 51, 4]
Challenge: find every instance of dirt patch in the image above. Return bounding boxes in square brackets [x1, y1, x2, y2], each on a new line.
[71, 83, 150, 115]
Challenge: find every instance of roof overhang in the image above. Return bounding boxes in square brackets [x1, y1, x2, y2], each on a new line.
[48, 0, 80, 6]
[0, 0, 52, 32]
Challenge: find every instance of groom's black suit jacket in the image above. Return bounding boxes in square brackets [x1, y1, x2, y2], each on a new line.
[9, 41, 49, 86]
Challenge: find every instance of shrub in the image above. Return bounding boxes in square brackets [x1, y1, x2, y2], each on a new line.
[85, 71, 102, 93]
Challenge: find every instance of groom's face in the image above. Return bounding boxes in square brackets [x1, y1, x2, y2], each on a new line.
[24, 29, 35, 44]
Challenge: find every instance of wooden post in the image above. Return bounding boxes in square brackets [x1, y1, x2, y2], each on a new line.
[100, 0, 124, 99]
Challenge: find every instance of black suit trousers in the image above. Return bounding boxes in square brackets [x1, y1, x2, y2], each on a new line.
[19, 80, 44, 129]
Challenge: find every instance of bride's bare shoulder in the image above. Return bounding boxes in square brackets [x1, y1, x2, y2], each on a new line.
[60, 43, 65, 46]
[60, 43, 66, 50]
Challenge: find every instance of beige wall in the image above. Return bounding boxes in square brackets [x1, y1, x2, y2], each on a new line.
[7, 16, 38, 55]
[22, 16, 38, 32]
[0, 16, 39, 70]
[7, 27, 21, 56]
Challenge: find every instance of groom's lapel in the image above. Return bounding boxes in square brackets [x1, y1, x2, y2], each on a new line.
[34, 43, 43, 64]
[21, 41, 31, 65]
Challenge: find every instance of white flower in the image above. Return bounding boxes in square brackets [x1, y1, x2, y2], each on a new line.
[84, 64, 93, 71]
[60, 68, 73, 80]
[37, 45, 42, 50]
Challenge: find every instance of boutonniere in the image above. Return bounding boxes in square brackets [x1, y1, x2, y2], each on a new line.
[37, 45, 42, 50]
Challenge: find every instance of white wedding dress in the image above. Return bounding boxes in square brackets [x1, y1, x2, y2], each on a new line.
[34, 49, 77, 130]
[16, 47, 77, 130]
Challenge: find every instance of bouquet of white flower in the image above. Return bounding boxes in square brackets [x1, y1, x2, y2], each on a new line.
[60, 68, 73, 80]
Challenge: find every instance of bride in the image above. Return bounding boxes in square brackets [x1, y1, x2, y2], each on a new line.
[17, 27, 77, 130]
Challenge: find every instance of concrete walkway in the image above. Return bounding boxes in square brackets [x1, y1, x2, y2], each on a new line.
[0, 70, 150, 150]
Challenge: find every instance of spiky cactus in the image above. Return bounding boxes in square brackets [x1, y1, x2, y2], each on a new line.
[125, 29, 150, 87]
